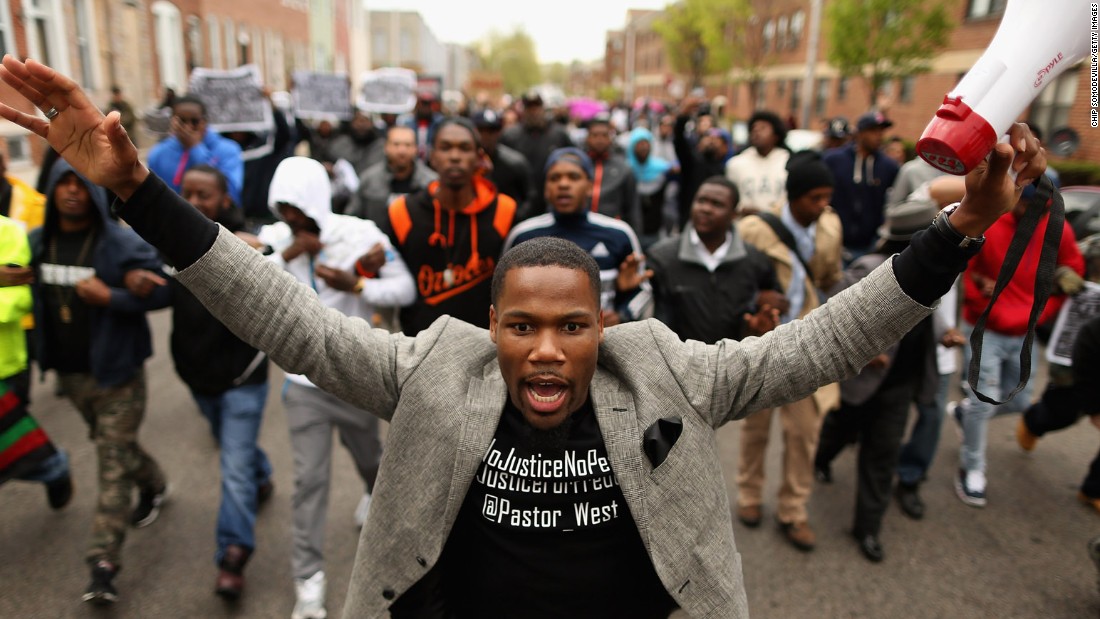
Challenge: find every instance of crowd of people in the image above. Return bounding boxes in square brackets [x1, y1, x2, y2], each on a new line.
[1, 57, 1099, 619]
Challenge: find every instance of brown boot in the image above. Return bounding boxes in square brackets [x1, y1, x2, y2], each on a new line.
[215, 544, 251, 600]
[779, 519, 816, 551]
[736, 504, 762, 528]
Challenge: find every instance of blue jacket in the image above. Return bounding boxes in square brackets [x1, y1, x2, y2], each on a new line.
[29, 161, 171, 387]
[148, 128, 244, 203]
[822, 143, 899, 250]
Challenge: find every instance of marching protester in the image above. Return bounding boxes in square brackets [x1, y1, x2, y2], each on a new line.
[735, 152, 844, 552]
[646, 176, 783, 344]
[147, 95, 244, 203]
[500, 91, 573, 217]
[28, 157, 170, 605]
[625, 126, 672, 248]
[724, 111, 790, 216]
[0, 56, 1047, 618]
[347, 125, 437, 225]
[253, 156, 416, 619]
[503, 147, 652, 326]
[474, 109, 533, 216]
[327, 109, 385, 176]
[383, 118, 518, 335]
[674, 97, 730, 228]
[582, 114, 640, 231]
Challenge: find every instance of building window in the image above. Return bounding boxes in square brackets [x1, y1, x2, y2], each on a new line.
[400, 30, 412, 60]
[24, 0, 69, 75]
[777, 16, 788, 51]
[6, 135, 29, 163]
[207, 16, 221, 69]
[837, 76, 848, 101]
[1028, 69, 1080, 141]
[967, 0, 1007, 19]
[776, 79, 785, 98]
[789, 79, 801, 116]
[763, 20, 775, 53]
[790, 11, 805, 49]
[0, 0, 13, 57]
[815, 78, 829, 116]
[187, 15, 203, 69]
[73, 0, 97, 88]
[899, 76, 916, 103]
[754, 80, 766, 109]
[152, 1, 186, 91]
[224, 19, 237, 67]
[373, 29, 388, 61]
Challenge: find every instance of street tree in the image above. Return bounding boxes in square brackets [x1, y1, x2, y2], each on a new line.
[825, 0, 953, 106]
[477, 28, 542, 95]
[655, 0, 766, 100]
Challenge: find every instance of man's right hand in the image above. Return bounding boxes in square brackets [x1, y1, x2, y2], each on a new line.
[170, 115, 202, 149]
[0, 264, 33, 287]
[123, 268, 167, 298]
[0, 56, 148, 201]
[282, 231, 323, 262]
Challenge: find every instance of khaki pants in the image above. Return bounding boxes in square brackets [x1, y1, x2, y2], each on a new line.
[736, 395, 822, 524]
[60, 370, 165, 566]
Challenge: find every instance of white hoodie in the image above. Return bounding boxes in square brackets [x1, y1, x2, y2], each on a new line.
[258, 157, 416, 388]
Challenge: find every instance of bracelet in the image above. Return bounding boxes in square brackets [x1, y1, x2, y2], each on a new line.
[352, 278, 366, 294]
[355, 260, 377, 279]
[933, 203, 985, 251]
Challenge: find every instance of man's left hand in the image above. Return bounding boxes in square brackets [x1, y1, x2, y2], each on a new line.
[123, 268, 167, 298]
[616, 253, 653, 292]
[75, 276, 111, 306]
[356, 242, 386, 275]
[315, 264, 359, 292]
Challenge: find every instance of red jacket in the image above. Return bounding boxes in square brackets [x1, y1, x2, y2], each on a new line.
[962, 210, 1084, 335]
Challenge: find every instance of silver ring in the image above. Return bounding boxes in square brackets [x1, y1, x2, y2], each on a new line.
[44, 107, 59, 120]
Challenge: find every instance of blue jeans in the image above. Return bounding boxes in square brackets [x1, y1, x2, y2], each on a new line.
[191, 383, 271, 564]
[18, 449, 70, 484]
[896, 373, 951, 486]
[958, 324, 1037, 473]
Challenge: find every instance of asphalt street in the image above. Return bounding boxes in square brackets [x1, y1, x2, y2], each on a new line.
[2, 309, 1099, 618]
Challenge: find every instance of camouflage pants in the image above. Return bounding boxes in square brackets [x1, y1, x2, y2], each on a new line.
[59, 370, 165, 566]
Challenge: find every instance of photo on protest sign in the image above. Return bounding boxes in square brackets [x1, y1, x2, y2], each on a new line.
[357, 68, 417, 114]
[292, 71, 352, 121]
[188, 65, 273, 133]
[1047, 281, 1100, 365]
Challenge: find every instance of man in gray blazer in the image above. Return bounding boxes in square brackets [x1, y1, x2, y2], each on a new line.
[0, 57, 1046, 619]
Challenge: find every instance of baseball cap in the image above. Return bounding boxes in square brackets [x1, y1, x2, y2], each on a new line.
[472, 110, 503, 130]
[825, 117, 851, 139]
[521, 90, 544, 106]
[856, 111, 893, 132]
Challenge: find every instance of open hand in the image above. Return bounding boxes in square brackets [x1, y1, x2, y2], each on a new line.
[0, 56, 147, 200]
[949, 123, 1045, 237]
[0, 264, 34, 287]
[616, 253, 653, 292]
[744, 305, 780, 336]
[315, 264, 358, 292]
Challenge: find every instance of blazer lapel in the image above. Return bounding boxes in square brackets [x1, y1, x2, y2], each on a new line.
[591, 370, 652, 548]
[442, 368, 508, 528]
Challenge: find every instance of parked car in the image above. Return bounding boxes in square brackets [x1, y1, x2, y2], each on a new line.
[1063, 185, 1100, 241]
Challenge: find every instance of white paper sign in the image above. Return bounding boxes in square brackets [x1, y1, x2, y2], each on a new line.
[292, 71, 352, 121]
[358, 68, 417, 114]
[188, 65, 274, 133]
[1047, 281, 1100, 366]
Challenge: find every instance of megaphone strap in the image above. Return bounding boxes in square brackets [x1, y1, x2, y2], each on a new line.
[966, 174, 1064, 405]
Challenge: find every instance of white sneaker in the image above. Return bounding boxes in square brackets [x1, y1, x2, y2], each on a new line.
[292, 571, 326, 619]
[354, 493, 372, 528]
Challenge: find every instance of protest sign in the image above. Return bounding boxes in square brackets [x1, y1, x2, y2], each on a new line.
[292, 71, 352, 121]
[188, 65, 273, 133]
[358, 68, 417, 114]
[1047, 281, 1100, 365]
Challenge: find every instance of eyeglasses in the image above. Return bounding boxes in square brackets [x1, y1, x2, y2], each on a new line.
[174, 115, 203, 127]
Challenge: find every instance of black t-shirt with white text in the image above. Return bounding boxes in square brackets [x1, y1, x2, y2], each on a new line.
[39, 228, 96, 373]
[436, 398, 677, 618]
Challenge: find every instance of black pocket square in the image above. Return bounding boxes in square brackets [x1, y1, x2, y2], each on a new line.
[643, 417, 683, 469]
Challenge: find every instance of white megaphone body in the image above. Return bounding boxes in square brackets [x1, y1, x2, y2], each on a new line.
[917, 0, 1091, 175]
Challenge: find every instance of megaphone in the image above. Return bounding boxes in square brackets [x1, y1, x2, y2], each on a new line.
[917, 0, 1091, 175]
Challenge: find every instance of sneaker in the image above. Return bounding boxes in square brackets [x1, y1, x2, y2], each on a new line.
[354, 493, 372, 528]
[46, 474, 73, 510]
[735, 504, 762, 528]
[895, 482, 925, 520]
[82, 560, 118, 605]
[1016, 418, 1039, 452]
[132, 483, 169, 528]
[292, 571, 327, 619]
[778, 519, 816, 551]
[955, 469, 986, 508]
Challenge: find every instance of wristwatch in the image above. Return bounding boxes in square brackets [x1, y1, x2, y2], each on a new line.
[933, 203, 985, 251]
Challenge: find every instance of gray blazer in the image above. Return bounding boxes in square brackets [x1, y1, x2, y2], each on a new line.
[178, 228, 932, 618]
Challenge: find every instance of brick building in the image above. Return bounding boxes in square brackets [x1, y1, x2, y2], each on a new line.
[606, 0, 1098, 164]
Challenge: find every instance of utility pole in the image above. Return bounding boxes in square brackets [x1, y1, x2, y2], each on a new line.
[800, 0, 823, 130]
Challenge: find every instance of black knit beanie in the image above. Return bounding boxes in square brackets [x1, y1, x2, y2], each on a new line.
[785, 150, 834, 200]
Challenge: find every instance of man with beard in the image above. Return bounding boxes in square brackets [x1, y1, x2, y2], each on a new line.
[384, 118, 518, 335]
[327, 108, 385, 176]
[674, 97, 729, 228]
[0, 55, 1045, 619]
[500, 92, 573, 217]
[583, 114, 640, 232]
[347, 126, 437, 225]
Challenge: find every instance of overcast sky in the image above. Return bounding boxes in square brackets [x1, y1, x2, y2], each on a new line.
[368, 0, 671, 64]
